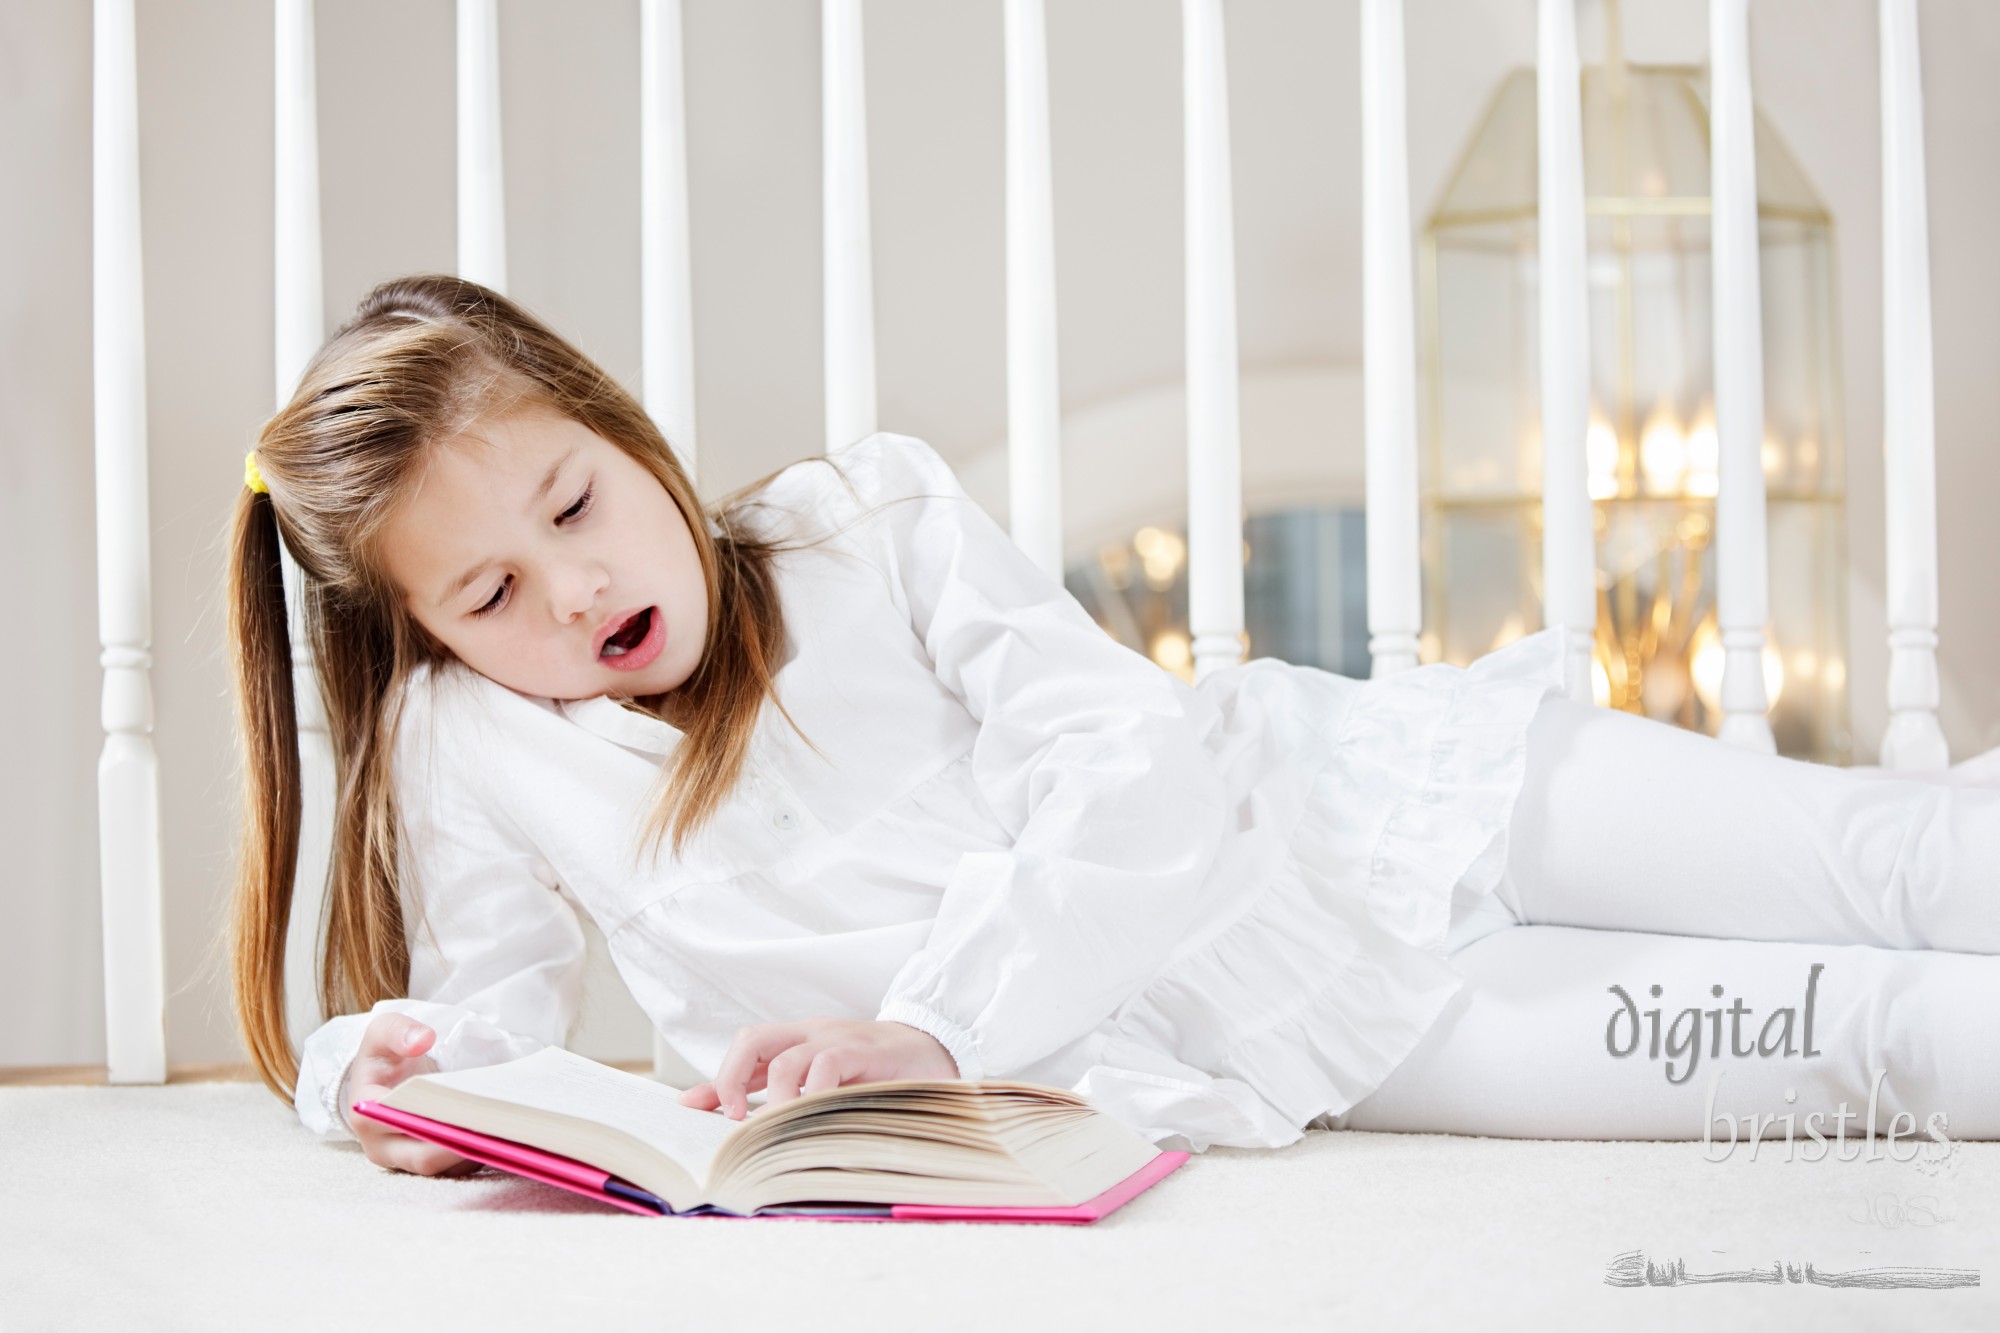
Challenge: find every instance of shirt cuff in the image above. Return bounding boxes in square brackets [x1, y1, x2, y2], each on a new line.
[333, 1062, 362, 1139]
[295, 1011, 373, 1142]
[876, 996, 984, 1082]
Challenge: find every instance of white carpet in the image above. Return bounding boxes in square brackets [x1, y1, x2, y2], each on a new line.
[2, 1082, 1993, 1332]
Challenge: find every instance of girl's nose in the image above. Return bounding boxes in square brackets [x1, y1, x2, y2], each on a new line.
[550, 561, 610, 622]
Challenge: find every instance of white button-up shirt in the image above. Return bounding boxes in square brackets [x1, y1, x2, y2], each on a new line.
[296, 432, 1572, 1152]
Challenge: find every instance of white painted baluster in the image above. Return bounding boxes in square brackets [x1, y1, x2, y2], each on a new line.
[1709, 0, 1776, 752]
[641, 0, 698, 484]
[1181, 0, 1245, 686]
[1536, 0, 1594, 700]
[1359, 0, 1420, 678]
[1004, 0, 1063, 581]
[457, 0, 507, 292]
[1878, 0, 1949, 771]
[274, 0, 323, 406]
[93, 0, 167, 1084]
[640, 0, 699, 1085]
[274, 0, 336, 1050]
[823, 0, 877, 455]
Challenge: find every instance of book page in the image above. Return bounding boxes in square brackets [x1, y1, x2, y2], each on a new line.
[385, 1054, 1162, 1213]
[387, 1047, 738, 1184]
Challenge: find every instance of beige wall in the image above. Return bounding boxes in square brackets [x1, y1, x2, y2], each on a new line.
[4, 0, 1996, 1068]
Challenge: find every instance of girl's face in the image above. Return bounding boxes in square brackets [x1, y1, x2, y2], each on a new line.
[378, 403, 709, 703]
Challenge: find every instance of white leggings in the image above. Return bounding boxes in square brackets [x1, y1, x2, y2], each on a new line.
[1326, 693, 2000, 1141]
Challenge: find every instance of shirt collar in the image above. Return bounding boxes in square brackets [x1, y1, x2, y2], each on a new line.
[558, 694, 681, 757]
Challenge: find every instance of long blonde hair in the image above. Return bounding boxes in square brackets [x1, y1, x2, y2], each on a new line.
[227, 274, 840, 1102]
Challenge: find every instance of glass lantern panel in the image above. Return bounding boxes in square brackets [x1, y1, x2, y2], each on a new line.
[1430, 222, 1541, 501]
[1679, 71, 1831, 219]
[1580, 68, 1714, 201]
[1759, 219, 1843, 497]
[1431, 67, 1833, 223]
[1432, 71, 1539, 223]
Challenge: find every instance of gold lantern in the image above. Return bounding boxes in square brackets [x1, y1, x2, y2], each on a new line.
[1419, 41, 1850, 761]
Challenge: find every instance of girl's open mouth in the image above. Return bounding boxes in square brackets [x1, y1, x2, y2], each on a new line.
[599, 606, 666, 671]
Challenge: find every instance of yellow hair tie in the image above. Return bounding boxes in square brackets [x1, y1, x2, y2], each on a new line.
[243, 450, 270, 494]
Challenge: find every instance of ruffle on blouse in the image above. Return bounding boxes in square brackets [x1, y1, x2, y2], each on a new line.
[1351, 624, 1577, 959]
[1078, 625, 1575, 1148]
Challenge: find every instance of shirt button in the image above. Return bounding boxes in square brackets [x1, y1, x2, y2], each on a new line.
[772, 808, 798, 832]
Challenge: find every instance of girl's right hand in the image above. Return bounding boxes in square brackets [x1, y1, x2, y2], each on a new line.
[344, 1013, 478, 1177]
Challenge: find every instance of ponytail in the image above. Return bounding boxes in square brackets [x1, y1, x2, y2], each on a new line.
[226, 486, 304, 1099]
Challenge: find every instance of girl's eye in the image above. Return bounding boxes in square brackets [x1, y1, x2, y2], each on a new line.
[558, 484, 595, 525]
[472, 575, 511, 618]
[469, 486, 591, 620]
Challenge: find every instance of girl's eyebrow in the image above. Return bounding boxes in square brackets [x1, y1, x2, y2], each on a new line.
[434, 444, 580, 607]
[438, 560, 496, 609]
[522, 445, 581, 515]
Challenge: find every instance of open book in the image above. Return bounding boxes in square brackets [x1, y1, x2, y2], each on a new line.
[351, 1046, 1186, 1221]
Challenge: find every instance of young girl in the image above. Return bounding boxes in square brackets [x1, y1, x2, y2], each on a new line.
[230, 274, 2000, 1176]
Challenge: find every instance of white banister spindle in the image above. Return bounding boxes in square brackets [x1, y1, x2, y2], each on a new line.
[1003, 0, 1064, 581]
[640, 0, 698, 484]
[93, 0, 167, 1084]
[1878, 0, 1948, 771]
[1709, 0, 1776, 752]
[274, 0, 323, 403]
[822, 0, 877, 454]
[1181, 0, 1246, 686]
[274, 0, 336, 1051]
[1359, 0, 1420, 678]
[640, 0, 699, 1086]
[1535, 0, 1594, 700]
[457, 0, 507, 293]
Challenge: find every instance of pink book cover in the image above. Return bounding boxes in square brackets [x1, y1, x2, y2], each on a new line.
[351, 1100, 1188, 1224]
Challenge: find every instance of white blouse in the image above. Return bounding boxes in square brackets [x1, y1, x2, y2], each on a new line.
[295, 431, 1573, 1153]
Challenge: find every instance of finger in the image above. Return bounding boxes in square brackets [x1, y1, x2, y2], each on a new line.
[363, 1127, 466, 1177]
[713, 1024, 809, 1121]
[678, 1083, 720, 1110]
[800, 1047, 849, 1097]
[363, 1015, 435, 1062]
[393, 1018, 436, 1059]
[762, 1042, 831, 1110]
[395, 1142, 472, 1176]
[352, 1046, 437, 1097]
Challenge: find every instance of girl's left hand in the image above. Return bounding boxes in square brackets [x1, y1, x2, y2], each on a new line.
[677, 1017, 960, 1120]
